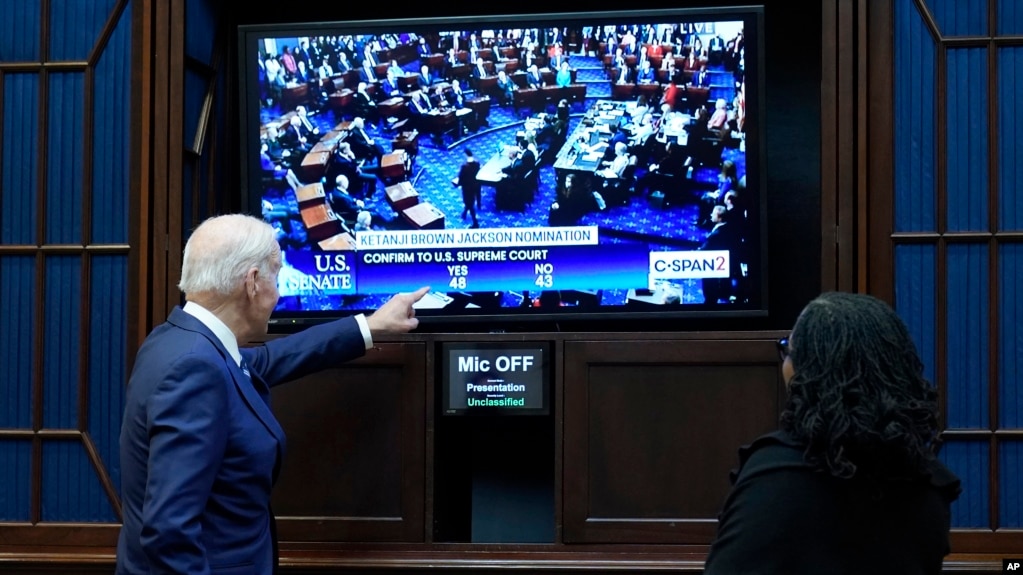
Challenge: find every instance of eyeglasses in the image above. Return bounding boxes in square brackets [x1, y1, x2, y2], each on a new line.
[776, 337, 791, 362]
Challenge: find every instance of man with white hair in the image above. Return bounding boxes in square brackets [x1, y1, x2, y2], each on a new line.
[116, 214, 428, 575]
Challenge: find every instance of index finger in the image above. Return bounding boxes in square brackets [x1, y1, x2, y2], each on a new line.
[406, 286, 430, 302]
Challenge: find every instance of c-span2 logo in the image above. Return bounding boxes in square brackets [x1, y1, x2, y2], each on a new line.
[1006, 559, 1023, 571]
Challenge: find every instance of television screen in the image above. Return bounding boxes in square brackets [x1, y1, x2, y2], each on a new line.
[441, 342, 550, 415]
[238, 7, 765, 327]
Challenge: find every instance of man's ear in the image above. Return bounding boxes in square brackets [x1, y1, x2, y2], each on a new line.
[244, 267, 259, 298]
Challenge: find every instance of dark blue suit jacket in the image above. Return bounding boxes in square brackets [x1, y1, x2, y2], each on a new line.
[116, 307, 365, 575]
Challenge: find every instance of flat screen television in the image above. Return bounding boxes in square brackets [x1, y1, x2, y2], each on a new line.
[237, 7, 766, 328]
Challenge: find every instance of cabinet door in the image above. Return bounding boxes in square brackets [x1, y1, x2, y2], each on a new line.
[563, 338, 783, 544]
[271, 342, 426, 542]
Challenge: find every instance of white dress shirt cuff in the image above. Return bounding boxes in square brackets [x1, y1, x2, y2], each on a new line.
[355, 313, 374, 350]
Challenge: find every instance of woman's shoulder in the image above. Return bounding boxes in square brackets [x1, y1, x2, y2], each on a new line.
[728, 430, 809, 484]
[730, 431, 962, 502]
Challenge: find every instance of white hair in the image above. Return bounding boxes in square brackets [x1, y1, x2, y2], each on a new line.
[178, 214, 279, 296]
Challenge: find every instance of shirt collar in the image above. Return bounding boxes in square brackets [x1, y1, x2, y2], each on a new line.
[182, 301, 242, 367]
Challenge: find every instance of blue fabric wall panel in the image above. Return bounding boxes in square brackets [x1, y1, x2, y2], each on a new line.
[926, 0, 988, 36]
[1001, 243, 1023, 429]
[41, 440, 117, 522]
[1001, 440, 1023, 527]
[46, 72, 84, 245]
[49, 0, 120, 62]
[2, 74, 40, 245]
[941, 440, 989, 528]
[0, 256, 36, 429]
[43, 256, 82, 430]
[946, 48, 989, 232]
[0, 440, 32, 521]
[946, 244, 989, 429]
[895, 0, 937, 233]
[999, 0, 1023, 35]
[0, 2, 40, 62]
[999, 47, 1023, 232]
[186, 0, 218, 65]
[895, 245, 938, 385]
[88, 255, 126, 489]
[91, 4, 131, 245]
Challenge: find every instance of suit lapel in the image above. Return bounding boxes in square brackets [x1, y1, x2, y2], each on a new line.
[167, 308, 287, 448]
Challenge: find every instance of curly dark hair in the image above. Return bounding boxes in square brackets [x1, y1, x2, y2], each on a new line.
[780, 292, 940, 480]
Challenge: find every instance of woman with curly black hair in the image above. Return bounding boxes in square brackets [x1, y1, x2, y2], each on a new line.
[703, 292, 961, 575]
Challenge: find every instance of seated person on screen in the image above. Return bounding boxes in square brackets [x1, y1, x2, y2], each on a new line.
[707, 98, 729, 133]
[431, 85, 451, 110]
[495, 70, 516, 105]
[555, 61, 572, 87]
[359, 59, 377, 83]
[636, 59, 656, 84]
[410, 90, 433, 115]
[636, 141, 691, 204]
[292, 60, 312, 84]
[597, 141, 631, 180]
[699, 160, 740, 227]
[694, 64, 711, 88]
[449, 79, 468, 109]
[316, 58, 333, 80]
[549, 173, 603, 226]
[335, 51, 352, 73]
[380, 71, 401, 98]
[661, 48, 675, 72]
[362, 44, 376, 68]
[417, 36, 432, 57]
[345, 117, 384, 165]
[327, 174, 368, 225]
[387, 59, 403, 78]
[526, 64, 544, 88]
[614, 65, 632, 85]
[295, 105, 320, 136]
[259, 143, 286, 181]
[280, 116, 313, 154]
[262, 126, 294, 171]
[353, 82, 377, 122]
[495, 144, 532, 210]
[703, 292, 960, 573]
[328, 141, 379, 197]
[612, 47, 626, 71]
[417, 64, 434, 90]
[473, 56, 489, 79]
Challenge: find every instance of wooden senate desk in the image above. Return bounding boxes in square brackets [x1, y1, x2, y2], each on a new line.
[391, 130, 420, 157]
[300, 203, 343, 242]
[328, 89, 353, 116]
[379, 96, 407, 120]
[401, 202, 445, 230]
[294, 182, 326, 206]
[298, 150, 331, 184]
[282, 83, 309, 110]
[381, 150, 411, 184]
[318, 232, 357, 251]
[385, 181, 420, 212]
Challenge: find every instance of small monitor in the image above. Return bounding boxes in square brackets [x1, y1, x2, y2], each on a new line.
[441, 342, 551, 415]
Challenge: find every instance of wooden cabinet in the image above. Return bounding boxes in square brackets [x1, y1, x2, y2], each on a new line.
[262, 331, 785, 567]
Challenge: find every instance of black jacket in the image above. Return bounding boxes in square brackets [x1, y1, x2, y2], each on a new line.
[704, 431, 961, 575]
